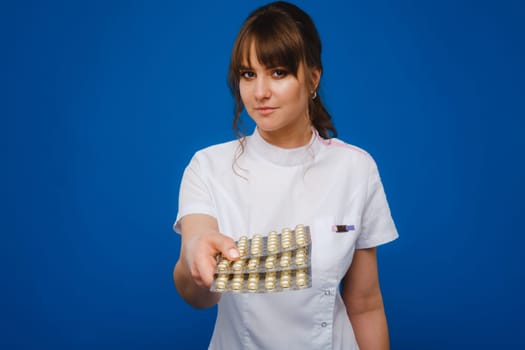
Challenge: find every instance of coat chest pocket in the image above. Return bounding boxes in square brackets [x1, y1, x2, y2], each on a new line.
[310, 216, 360, 281]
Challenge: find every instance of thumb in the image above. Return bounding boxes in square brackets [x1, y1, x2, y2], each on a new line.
[215, 235, 240, 261]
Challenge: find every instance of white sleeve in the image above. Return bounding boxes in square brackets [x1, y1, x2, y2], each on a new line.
[173, 154, 217, 233]
[355, 158, 399, 249]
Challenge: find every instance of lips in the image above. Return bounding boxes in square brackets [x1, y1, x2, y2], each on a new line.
[255, 106, 278, 116]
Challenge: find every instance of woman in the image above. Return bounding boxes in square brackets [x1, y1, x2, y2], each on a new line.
[173, 2, 398, 349]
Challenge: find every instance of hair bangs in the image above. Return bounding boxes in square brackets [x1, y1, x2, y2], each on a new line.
[237, 14, 304, 76]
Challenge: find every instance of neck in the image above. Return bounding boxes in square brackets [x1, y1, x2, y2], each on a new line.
[257, 123, 313, 149]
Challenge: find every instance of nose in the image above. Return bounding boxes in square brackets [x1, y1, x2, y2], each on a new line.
[254, 76, 271, 100]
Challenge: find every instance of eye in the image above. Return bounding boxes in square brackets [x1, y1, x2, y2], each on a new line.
[240, 70, 255, 79]
[272, 69, 288, 79]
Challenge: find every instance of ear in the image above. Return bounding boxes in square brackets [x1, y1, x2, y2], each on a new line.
[310, 66, 322, 91]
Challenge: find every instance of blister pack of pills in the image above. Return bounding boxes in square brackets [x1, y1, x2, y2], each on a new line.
[211, 224, 312, 293]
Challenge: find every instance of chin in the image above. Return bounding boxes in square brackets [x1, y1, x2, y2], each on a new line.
[255, 122, 280, 133]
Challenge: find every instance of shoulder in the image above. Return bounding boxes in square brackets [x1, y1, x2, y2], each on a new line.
[194, 139, 239, 158]
[317, 136, 376, 167]
[187, 139, 240, 171]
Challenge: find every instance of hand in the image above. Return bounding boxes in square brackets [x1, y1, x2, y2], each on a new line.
[183, 231, 240, 288]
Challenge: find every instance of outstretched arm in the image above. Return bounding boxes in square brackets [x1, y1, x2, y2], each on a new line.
[173, 214, 239, 309]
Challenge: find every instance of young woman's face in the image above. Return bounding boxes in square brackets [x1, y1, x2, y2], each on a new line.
[239, 44, 316, 147]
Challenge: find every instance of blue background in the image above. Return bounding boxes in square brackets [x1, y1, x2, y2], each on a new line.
[3, 0, 524, 348]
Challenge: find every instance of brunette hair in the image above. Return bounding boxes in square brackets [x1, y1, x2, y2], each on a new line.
[228, 1, 337, 142]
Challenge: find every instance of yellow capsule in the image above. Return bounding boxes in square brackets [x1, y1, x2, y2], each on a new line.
[247, 257, 259, 271]
[279, 252, 292, 267]
[231, 276, 243, 290]
[265, 255, 277, 269]
[280, 273, 291, 288]
[232, 260, 245, 272]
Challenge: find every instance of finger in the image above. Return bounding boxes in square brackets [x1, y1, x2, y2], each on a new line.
[191, 254, 216, 288]
[202, 255, 218, 287]
[213, 235, 239, 261]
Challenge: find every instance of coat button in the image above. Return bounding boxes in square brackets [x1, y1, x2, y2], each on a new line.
[321, 322, 327, 327]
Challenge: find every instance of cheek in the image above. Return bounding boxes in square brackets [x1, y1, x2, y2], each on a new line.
[275, 81, 305, 101]
[284, 85, 308, 110]
[238, 82, 248, 101]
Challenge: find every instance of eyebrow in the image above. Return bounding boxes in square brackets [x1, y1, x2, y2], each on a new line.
[239, 65, 252, 71]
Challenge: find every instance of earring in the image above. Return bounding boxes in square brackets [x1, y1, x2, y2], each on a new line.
[311, 90, 317, 100]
